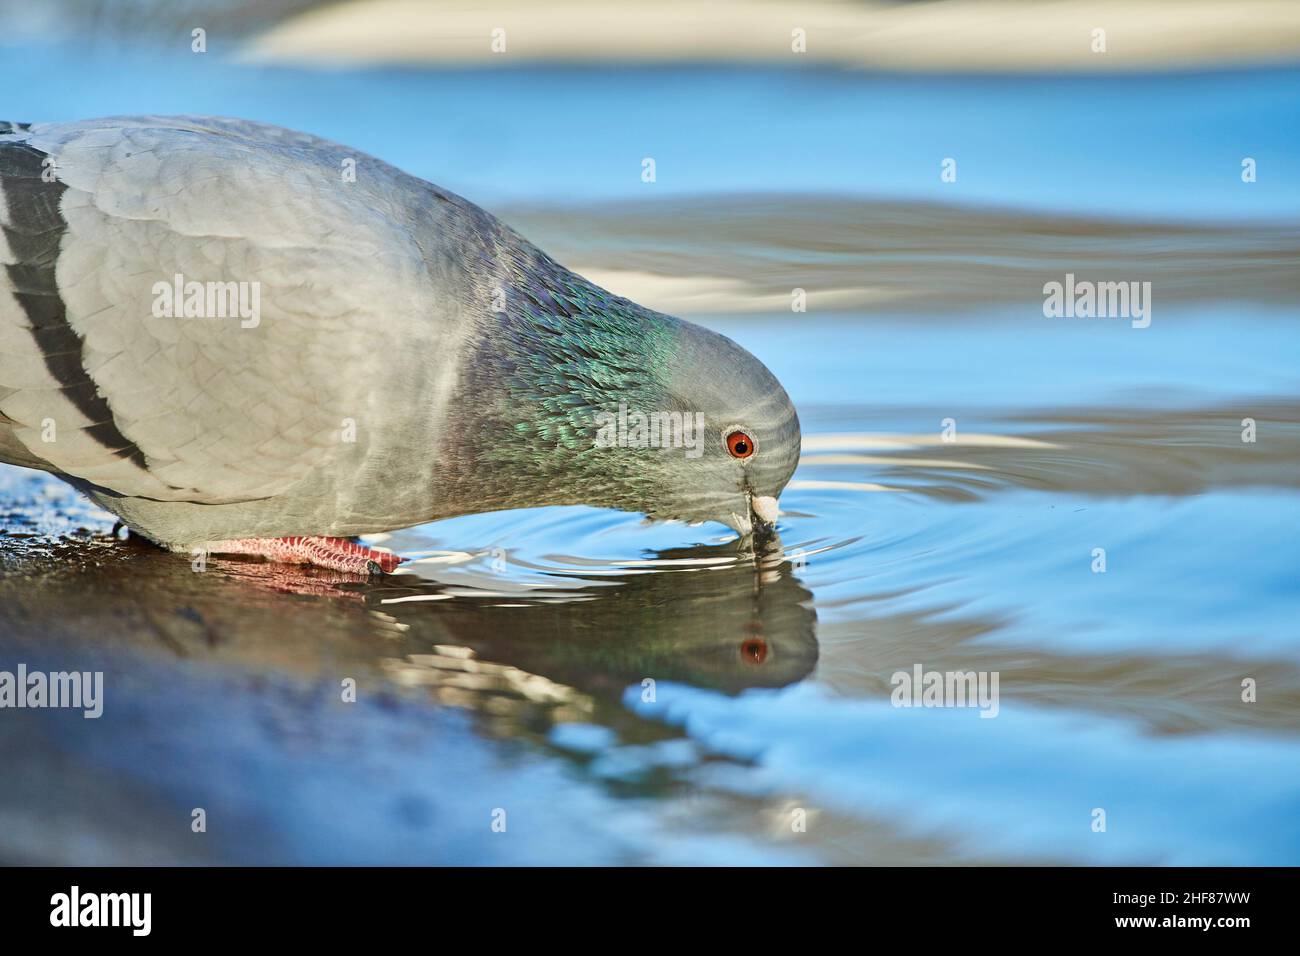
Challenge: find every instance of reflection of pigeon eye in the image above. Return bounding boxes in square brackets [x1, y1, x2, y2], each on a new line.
[726, 430, 755, 459]
[740, 638, 768, 664]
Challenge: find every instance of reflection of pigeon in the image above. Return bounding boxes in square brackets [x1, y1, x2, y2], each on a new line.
[394, 536, 819, 695]
[0, 117, 799, 571]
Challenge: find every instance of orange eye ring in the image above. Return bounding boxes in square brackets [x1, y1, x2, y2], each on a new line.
[725, 429, 756, 459]
[740, 637, 768, 664]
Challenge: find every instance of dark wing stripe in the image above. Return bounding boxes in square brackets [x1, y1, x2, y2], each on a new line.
[1, 139, 143, 460]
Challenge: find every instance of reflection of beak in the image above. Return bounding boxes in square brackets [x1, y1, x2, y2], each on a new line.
[750, 495, 780, 534]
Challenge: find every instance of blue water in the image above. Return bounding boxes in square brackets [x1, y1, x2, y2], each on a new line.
[1, 40, 1298, 865]
[3, 43, 1299, 219]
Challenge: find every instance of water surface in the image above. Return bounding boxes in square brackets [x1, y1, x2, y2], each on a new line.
[1, 45, 1297, 865]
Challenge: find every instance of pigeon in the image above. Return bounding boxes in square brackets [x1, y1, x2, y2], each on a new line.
[0, 116, 800, 573]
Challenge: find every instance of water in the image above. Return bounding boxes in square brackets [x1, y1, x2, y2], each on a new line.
[1, 40, 1298, 864]
[3, 44, 1300, 219]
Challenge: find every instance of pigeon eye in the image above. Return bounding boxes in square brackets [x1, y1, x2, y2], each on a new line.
[740, 637, 768, 664]
[725, 429, 755, 459]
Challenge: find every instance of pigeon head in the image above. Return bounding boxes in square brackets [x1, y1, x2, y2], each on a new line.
[637, 318, 802, 536]
[448, 260, 801, 538]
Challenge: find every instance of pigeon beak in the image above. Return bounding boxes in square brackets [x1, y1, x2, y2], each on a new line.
[750, 495, 780, 533]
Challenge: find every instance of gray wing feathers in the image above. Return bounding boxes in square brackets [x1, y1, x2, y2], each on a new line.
[0, 116, 437, 505]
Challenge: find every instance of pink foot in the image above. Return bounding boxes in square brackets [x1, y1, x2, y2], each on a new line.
[205, 535, 405, 574]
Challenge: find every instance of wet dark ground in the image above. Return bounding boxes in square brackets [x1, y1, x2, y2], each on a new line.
[0, 484, 796, 864]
